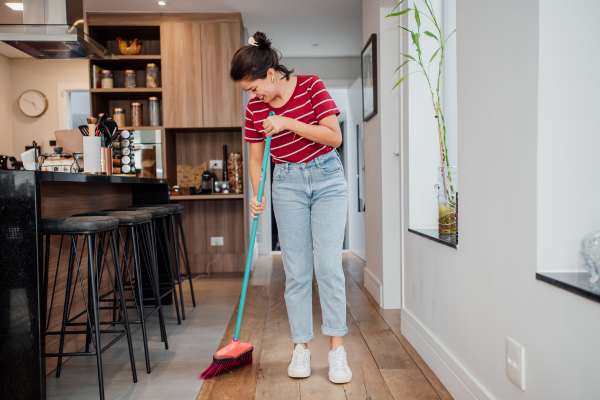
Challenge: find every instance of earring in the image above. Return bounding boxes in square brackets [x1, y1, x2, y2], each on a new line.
[271, 76, 275, 84]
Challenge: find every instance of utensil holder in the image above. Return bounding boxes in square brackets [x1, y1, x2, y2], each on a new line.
[101, 147, 113, 176]
[83, 136, 101, 173]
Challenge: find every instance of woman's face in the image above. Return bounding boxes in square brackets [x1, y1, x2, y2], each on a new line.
[239, 69, 277, 103]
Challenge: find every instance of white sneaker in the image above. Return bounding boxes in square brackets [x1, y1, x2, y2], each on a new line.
[328, 346, 352, 384]
[288, 344, 311, 378]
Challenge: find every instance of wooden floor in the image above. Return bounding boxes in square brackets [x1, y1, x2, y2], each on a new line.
[197, 253, 452, 400]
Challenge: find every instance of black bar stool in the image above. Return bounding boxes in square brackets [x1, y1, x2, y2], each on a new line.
[126, 206, 184, 325]
[42, 216, 137, 400]
[75, 210, 170, 374]
[163, 203, 197, 310]
[133, 204, 196, 321]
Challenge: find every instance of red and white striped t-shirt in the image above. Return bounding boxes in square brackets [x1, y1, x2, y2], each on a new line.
[244, 75, 340, 164]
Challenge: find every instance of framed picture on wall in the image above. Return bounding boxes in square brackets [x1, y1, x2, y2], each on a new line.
[361, 33, 377, 121]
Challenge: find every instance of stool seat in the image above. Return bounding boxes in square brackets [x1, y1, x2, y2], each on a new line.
[162, 203, 184, 214]
[75, 211, 152, 226]
[43, 216, 119, 234]
[129, 206, 171, 218]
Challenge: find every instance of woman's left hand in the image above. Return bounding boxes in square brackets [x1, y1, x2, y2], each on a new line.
[263, 115, 288, 136]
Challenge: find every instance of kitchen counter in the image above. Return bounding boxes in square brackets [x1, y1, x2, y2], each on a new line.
[0, 170, 170, 400]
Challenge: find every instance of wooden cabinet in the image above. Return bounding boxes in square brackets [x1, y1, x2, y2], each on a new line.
[161, 20, 204, 128]
[161, 18, 241, 129]
[201, 21, 242, 127]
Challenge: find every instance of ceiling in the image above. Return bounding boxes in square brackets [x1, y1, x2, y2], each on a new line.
[84, 0, 362, 58]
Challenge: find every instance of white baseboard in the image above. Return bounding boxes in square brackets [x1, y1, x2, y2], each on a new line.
[363, 267, 383, 306]
[401, 308, 496, 400]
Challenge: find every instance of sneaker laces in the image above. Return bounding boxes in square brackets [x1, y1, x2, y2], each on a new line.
[291, 345, 308, 368]
[331, 347, 348, 371]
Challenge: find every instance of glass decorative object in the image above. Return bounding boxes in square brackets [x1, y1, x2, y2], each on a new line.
[582, 231, 600, 283]
[435, 165, 457, 236]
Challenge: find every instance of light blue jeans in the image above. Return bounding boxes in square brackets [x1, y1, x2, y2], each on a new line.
[272, 150, 348, 343]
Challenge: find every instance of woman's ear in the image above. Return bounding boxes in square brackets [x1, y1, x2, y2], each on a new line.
[267, 68, 276, 84]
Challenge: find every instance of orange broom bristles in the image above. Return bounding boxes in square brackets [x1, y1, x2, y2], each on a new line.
[199, 340, 254, 379]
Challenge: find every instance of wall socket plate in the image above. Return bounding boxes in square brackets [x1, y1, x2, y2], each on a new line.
[210, 236, 224, 246]
[506, 336, 526, 391]
[209, 160, 223, 170]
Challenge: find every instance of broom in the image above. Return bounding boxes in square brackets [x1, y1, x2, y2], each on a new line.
[200, 112, 274, 379]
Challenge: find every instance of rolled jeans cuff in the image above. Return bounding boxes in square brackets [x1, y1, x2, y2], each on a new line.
[321, 325, 348, 337]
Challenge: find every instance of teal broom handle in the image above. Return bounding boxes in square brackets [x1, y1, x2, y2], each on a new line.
[233, 112, 274, 341]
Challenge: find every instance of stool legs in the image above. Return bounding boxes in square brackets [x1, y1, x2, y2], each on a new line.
[143, 222, 169, 349]
[168, 217, 186, 321]
[109, 231, 138, 384]
[131, 226, 151, 373]
[176, 214, 196, 308]
[156, 218, 182, 325]
[44, 230, 138, 400]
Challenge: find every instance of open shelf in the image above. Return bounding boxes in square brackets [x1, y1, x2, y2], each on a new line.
[100, 55, 161, 60]
[171, 194, 244, 201]
[91, 88, 162, 94]
[119, 126, 163, 131]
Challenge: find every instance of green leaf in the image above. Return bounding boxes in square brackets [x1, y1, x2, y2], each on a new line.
[386, 8, 412, 17]
[394, 59, 411, 72]
[423, 0, 435, 20]
[424, 30, 438, 41]
[391, 0, 407, 12]
[399, 25, 413, 34]
[429, 47, 440, 63]
[402, 53, 416, 61]
[445, 28, 457, 41]
[393, 75, 407, 89]
[414, 5, 421, 29]
[411, 32, 421, 54]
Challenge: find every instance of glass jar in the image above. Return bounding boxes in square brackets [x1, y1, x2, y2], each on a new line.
[101, 70, 113, 88]
[148, 96, 160, 126]
[146, 63, 159, 88]
[112, 107, 126, 128]
[131, 102, 143, 127]
[436, 165, 458, 236]
[124, 69, 136, 88]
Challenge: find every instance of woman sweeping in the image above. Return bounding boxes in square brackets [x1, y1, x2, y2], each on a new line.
[229, 32, 352, 384]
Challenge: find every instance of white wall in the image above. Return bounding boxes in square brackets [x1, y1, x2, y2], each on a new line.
[362, 0, 402, 308]
[537, 0, 600, 273]
[348, 77, 366, 260]
[402, 1, 600, 399]
[10, 59, 88, 155]
[0, 54, 13, 155]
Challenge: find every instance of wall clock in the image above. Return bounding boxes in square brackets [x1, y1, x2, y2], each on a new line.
[18, 89, 49, 118]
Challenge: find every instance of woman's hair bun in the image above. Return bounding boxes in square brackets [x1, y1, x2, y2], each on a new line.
[252, 32, 271, 49]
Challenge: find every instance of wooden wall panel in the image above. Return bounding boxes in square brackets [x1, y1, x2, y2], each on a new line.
[175, 199, 245, 273]
[161, 20, 204, 128]
[200, 21, 242, 128]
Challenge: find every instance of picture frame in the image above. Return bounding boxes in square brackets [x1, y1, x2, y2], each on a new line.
[361, 33, 378, 121]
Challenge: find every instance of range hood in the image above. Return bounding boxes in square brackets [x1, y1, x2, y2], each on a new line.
[0, 0, 108, 58]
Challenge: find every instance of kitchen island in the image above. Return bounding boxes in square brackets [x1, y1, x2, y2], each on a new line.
[0, 171, 169, 400]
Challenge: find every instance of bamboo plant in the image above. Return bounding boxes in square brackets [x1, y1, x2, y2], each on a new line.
[389, 0, 457, 233]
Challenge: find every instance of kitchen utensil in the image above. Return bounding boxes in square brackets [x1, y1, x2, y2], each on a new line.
[78, 125, 89, 136]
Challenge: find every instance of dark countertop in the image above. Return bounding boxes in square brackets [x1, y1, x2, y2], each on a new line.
[36, 171, 167, 185]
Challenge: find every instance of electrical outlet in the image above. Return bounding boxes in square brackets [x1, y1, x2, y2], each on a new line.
[209, 160, 223, 170]
[210, 236, 224, 246]
[506, 337, 526, 391]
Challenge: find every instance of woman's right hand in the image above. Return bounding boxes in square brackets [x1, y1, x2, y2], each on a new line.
[250, 196, 265, 217]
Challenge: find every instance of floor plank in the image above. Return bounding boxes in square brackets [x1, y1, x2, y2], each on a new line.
[198, 253, 452, 400]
